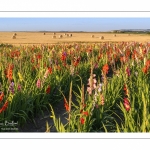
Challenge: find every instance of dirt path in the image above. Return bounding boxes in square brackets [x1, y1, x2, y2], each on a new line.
[18, 99, 68, 132]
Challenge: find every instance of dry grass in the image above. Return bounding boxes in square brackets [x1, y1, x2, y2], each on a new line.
[0, 32, 150, 46]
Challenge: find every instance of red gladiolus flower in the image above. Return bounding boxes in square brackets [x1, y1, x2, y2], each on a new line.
[80, 109, 83, 113]
[73, 57, 80, 67]
[80, 117, 85, 124]
[73, 61, 79, 67]
[126, 67, 131, 76]
[142, 49, 147, 55]
[123, 98, 130, 111]
[48, 67, 52, 74]
[123, 84, 128, 96]
[36, 54, 42, 60]
[17, 84, 21, 91]
[10, 50, 20, 58]
[82, 111, 88, 116]
[123, 84, 127, 91]
[125, 50, 131, 57]
[0, 92, 4, 102]
[61, 53, 67, 61]
[46, 86, 50, 94]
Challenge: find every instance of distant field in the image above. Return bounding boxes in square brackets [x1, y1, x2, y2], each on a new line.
[0, 32, 150, 46]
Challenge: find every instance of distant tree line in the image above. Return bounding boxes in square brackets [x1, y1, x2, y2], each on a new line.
[111, 30, 150, 34]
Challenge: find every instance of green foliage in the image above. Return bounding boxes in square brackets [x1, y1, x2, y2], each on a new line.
[1, 42, 150, 132]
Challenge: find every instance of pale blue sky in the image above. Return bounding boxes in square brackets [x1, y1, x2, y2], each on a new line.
[0, 18, 150, 32]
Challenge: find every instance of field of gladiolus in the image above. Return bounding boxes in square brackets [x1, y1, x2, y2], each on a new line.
[0, 41, 150, 132]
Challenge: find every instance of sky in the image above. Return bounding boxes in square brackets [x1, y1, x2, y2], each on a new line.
[0, 18, 150, 32]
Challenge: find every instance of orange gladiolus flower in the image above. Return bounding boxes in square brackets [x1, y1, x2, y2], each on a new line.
[120, 56, 127, 63]
[142, 66, 148, 74]
[146, 60, 150, 68]
[102, 64, 109, 75]
[100, 94, 105, 106]
[64, 98, 69, 111]
[0, 101, 9, 114]
[73, 61, 79, 67]
[5, 64, 14, 81]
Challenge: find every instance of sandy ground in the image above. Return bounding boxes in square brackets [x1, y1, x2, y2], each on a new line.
[18, 99, 68, 132]
[0, 32, 150, 46]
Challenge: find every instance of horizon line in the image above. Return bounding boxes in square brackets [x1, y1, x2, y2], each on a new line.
[0, 29, 150, 32]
